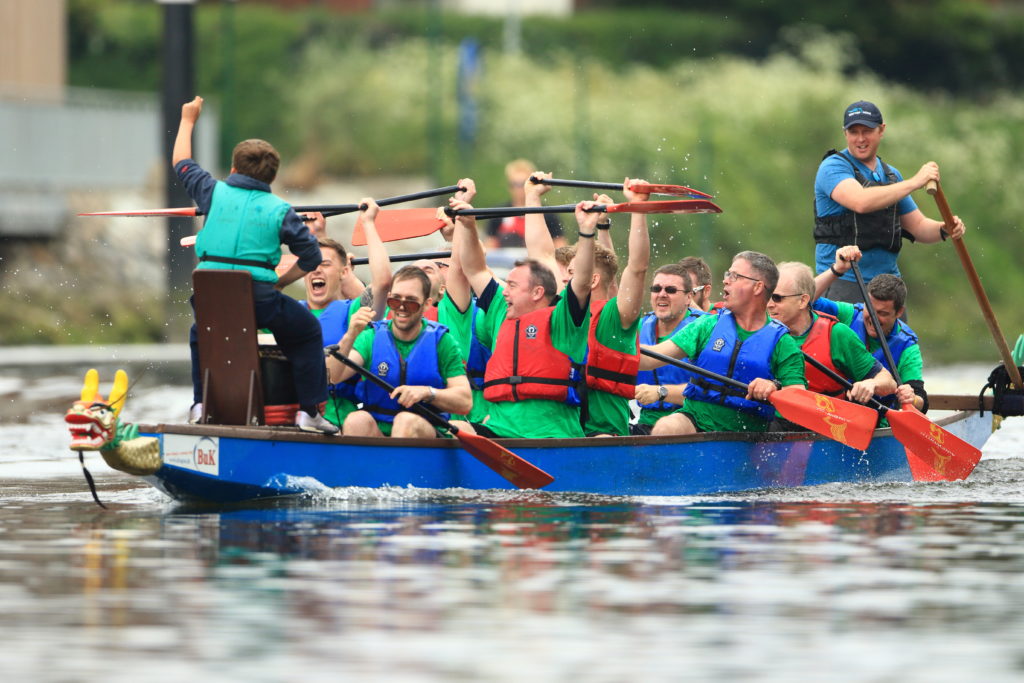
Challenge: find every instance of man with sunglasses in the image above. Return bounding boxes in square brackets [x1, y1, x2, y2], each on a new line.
[448, 197, 599, 439]
[638, 251, 806, 435]
[326, 266, 472, 438]
[768, 262, 896, 406]
[632, 264, 706, 435]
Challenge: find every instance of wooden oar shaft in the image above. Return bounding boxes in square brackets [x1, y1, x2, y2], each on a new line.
[350, 251, 451, 266]
[926, 180, 1023, 389]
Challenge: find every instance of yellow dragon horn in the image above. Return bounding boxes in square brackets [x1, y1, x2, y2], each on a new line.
[81, 369, 100, 402]
[110, 369, 129, 417]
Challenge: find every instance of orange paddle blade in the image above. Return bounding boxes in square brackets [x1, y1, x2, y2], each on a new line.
[79, 207, 201, 218]
[769, 387, 877, 450]
[453, 429, 554, 489]
[351, 208, 445, 245]
[887, 406, 982, 481]
[603, 199, 722, 214]
[629, 183, 713, 199]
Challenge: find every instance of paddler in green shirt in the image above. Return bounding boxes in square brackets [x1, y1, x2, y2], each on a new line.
[814, 245, 927, 411]
[639, 251, 807, 434]
[768, 261, 896, 404]
[522, 173, 651, 436]
[448, 197, 599, 439]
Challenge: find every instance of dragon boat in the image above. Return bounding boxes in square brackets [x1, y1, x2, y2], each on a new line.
[62, 271, 1014, 505]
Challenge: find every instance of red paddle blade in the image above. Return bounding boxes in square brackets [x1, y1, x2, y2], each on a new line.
[770, 387, 877, 450]
[629, 182, 713, 199]
[887, 406, 982, 481]
[79, 207, 200, 218]
[351, 208, 445, 245]
[453, 430, 554, 489]
[603, 199, 722, 215]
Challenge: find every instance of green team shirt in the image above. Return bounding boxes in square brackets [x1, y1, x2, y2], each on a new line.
[476, 279, 591, 439]
[830, 301, 924, 382]
[438, 293, 490, 423]
[311, 302, 363, 427]
[584, 298, 641, 436]
[790, 312, 883, 384]
[669, 312, 806, 432]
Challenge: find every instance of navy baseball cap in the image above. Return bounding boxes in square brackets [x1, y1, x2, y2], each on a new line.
[843, 101, 883, 129]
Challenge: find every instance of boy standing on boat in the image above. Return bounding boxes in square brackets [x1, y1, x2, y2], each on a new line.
[327, 267, 472, 438]
[449, 199, 599, 439]
[814, 100, 966, 303]
[172, 95, 338, 435]
[639, 251, 806, 435]
[768, 261, 896, 403]
[632, 264, 706, 435]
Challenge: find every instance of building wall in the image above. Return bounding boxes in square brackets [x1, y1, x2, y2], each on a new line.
[0, 0, 65, 99]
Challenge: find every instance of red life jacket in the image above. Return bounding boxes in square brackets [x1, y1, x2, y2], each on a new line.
[802, 313, 846, 396]
[584, 299, 640, 399]
[482, 306, 578, 403]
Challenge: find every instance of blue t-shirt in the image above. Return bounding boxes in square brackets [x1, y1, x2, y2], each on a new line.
[813, 150, 918, 282]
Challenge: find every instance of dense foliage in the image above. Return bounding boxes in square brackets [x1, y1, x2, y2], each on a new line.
[64, 1, 1024, 362]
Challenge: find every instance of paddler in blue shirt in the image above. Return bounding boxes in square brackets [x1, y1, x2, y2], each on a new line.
[172, 95, 338, 435]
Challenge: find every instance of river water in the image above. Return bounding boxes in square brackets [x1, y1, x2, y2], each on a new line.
[3, 360, 1024, 681]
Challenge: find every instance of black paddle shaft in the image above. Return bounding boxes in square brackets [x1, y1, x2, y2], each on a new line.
[326, 347, 456, 433]
[802, 352, 889, 412]
[529, 177, 625, 192]
[641, 348, 751, 393]
[350, 251, 451, 267]
[447, 204, 608, 217]
[849, 262, 903, 385]
[299, 185, 466, 217]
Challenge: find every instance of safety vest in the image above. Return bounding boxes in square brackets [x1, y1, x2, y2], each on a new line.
[582, 299, 640, 398]
[196, 181, 288, 283]
[683, 309, 788, 421]
[306, 299, 361, 404]
[482, 306, 579, 404]
[813, 150, 905, 254]
[847, 303, 919, 375]
[635, 309, 705, 411]
[801, 313, 847, 396]
[359, 320, 449, 423]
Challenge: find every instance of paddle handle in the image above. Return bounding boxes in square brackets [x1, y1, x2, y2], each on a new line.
[640, 348, 749, 392]
[350, 251, 450, 266]
[297, 185, 466, 217]
[926, 180, 1023, 389]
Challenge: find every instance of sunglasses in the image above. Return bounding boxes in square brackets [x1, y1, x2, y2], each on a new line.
[386, 296, 423, 314]
[769, 293, 803, 303]
[650, 284, 684, 295]
[691, 286, 705, 295]
[723, 270, 761, 284]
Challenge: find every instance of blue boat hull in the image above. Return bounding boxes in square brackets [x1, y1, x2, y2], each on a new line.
[136, 409, 994, 503]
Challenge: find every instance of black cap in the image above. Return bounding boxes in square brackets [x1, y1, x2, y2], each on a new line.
[843, 100, 883, 129]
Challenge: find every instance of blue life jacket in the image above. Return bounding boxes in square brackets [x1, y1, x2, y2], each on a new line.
[636, 310, 705, 411]
[847, 303, 919, 374]
[359, 319, 449, 423]
[307, 299, 361, 404]
[683, 309, 788, 421]
[465, 301, 492, 391]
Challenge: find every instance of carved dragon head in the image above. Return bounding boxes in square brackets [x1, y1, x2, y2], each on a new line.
[65, 369, 128, 451]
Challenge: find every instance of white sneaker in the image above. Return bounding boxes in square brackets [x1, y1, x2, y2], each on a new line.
[188, 403, 204, 424]
[295, 410, 340, 435]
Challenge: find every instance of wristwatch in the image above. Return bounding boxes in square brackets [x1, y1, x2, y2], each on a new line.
[426, 386, 437, 403]
[657, 386, 669, 400]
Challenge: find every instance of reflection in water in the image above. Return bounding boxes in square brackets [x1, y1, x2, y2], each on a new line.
[6, 489, 1024, 679]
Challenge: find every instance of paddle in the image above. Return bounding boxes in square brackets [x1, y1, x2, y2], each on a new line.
[801, 352, 981, 481]
[640, 348, 877, 450]
[79, 185, 466, 220]
[351, 199, 722, 244]
[849, 261, 982, 479]
[529, 176, 714, 199]
[351, 250, 450, 266]
[926, 180, 1023, 390]
[325, 347, 554, 489]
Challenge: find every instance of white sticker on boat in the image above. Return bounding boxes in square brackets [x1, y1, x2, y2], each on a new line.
[163, 434, 220, 476]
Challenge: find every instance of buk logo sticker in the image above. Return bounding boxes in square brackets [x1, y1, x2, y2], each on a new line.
[525, 325, 538, 339]
[376, 361, 390, 377]
[712, 337, 726, 352]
